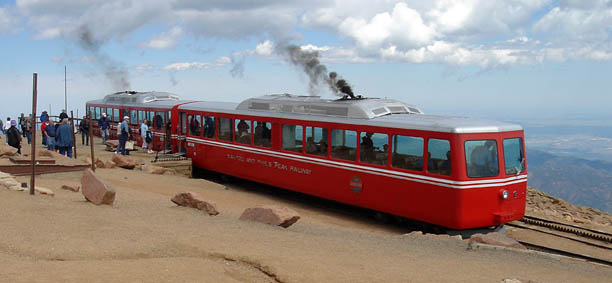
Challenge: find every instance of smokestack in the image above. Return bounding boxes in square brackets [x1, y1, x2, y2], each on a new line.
[77, 26, 131, 91]
[277, 42, 356, 98]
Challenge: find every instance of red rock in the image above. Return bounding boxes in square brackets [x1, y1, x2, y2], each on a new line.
[111, 155, 136, 169]
[61, 185, 80, 192]
[95, 159, 106, 169]
[239, 205, 300, 228]
[0, 144, 17, 157]
[104, 140, 119, 147]
[141, 164, 166, 174]
[171, 192, 219, 215]
[468, 232, 526, 249]
[81, 169, 116, 205]
[105, 160, 116, 168]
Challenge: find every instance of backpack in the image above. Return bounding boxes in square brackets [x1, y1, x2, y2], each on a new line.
[145, 130, 152, 143]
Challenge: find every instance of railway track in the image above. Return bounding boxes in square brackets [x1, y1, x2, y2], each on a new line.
[506, 215, 612, 267]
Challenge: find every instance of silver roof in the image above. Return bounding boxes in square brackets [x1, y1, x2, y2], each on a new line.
[87, 91, 185, 109]
[236, 94, 423, 119]
[179, 95, 522, 134]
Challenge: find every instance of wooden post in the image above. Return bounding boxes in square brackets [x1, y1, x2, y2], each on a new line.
[29, 73, 38, 195]
[89, 111, 95, 172]
[70, 111, 77, 159]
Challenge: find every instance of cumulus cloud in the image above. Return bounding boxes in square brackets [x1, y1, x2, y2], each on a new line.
[0, 5, 20, 34]
[164, 56, 231, 71]
[142, 26, 183, 50]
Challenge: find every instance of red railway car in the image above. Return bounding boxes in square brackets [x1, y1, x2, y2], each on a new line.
[88, 92, 527, 230]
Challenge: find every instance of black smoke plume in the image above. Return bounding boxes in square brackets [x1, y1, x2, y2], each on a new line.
[77, 26, 131, 91]
[277, 43, 355, 98]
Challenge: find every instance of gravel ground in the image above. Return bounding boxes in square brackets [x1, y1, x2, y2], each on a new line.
[0, 136, 610, 282]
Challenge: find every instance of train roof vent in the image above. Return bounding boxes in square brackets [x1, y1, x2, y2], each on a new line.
[237, 94, 423, 119]
[102, 91, 180, 104]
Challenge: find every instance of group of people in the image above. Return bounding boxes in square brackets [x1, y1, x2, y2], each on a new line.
[40, 110, 77, 157]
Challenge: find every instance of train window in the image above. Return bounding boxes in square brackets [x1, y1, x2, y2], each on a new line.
[331, 129, 357, 161]
[235, 119, 251, 144]
[282, 124, 302, 152]
[305, 126, 328, 157]
[188, 114, 201, 136]
[218, 118, 233, 142]
[360, 132, 388, 166]
[203, 116, 216, 138]
[130, 110, 138, 125]
[138, 110, 145, 125]
[428, 139, 451, 175]
[147, 112, 154, 125]
[89, 107, 95, 118]
[465, 139, 498, 178]
[95, 107, 100, 119]
[392, 136, 424, 171]
[154, 112, 164, 130]
[113, 109, 119, 122]
[106, 108, 113, 120]
[180, 112, 187, 135]
[100, 108, 106, 118]
[503, 138, 524, 175]
[122, 109, 129, 120]
[254, 121, 272, 148]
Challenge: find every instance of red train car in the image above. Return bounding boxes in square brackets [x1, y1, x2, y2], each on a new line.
[88, 92, 527, 230]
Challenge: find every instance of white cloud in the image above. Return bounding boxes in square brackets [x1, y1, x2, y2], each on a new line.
[255, 40, 273, 56]
[0, 5, 20, 34]
[142, 26, 183, 50]
[164, 56, 232, 71]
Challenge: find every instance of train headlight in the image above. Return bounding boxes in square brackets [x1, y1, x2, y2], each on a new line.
[501, 190, 509, 200]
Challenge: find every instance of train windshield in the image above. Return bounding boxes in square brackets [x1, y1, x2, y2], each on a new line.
[465, 140, 499, 178]
[503, 138, 525, 175]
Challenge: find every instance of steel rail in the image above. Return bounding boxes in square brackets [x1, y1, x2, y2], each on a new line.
[518, 240, 612, 267]
[506, 222, 612, 250]
[521, 215, 612, 243]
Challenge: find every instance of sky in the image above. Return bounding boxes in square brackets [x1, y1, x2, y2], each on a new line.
[0, 0, 611, 122]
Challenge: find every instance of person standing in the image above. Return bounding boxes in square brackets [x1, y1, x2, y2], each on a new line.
[23, 117, 32, 144]
[118, 116, 130, 155]
[4, 117, 11, 143]
[99, 113, 110, 143]
[45, 119, 56, 151]
[40, 110, 49, 123]
[55, 118, 74, 157]
[140, 119, 150, 153]
[19, 114, 26, 137]
[59, 109, 69, 121]
[7, 120, 22, 154]
[41, 120, 48, 146]
[79, 116, 90, 145]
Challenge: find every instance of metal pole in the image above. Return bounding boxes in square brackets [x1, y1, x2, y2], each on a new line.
[64, 65, 67, 112]
[89, 111, 95, 172]
[70, 110, 77, 159]
[30, 73, 38, 195]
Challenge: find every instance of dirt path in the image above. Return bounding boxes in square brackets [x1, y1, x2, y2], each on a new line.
[1, 136, 610, 282]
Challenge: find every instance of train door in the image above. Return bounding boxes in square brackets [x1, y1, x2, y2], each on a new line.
[177, 111, 187, 153]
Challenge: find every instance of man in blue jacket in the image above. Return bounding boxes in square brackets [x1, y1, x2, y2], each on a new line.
[55, 118, 74, 157]
[118, 116, 130, 155]
[99, 113, 110, 143]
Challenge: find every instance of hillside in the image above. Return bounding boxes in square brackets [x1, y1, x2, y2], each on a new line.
[527, 149, 612, 213]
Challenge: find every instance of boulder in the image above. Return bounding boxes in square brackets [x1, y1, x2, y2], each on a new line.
[111, 155, 136, 169]
[81, 168, 116, 205]
[104, 140, 119, 147]
[35, 186, 54, 196]
[61, 185, 80, 192]
[105, 160, 117, 168]
[0, 171, 11, 178]
[141, 164, 166, 174]
[95, 159, 106, 169]
[0, 177, 20, 189]
[468, 232, 526, 250]
[171, 192, 219, 216]
[0, 144, 16, 157]
[239, 205, 300, 228]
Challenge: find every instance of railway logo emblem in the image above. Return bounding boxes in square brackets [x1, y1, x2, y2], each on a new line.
[350, 176, 363, 194]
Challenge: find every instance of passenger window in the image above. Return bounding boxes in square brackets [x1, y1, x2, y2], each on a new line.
[360, 132, 388, 166]
[130, 110, 138, 125]
[503, 138, 524, 175]
[235, 119, 251, 144]
[218, 118, 233, 142]
[147, 111, 154, 125]
[95, 107, 101, 119]
[203, 116, 216, 139]
[254, 121, 272, 148]
[188, 114, 201, 136]
[282, 124, 302, 152]
[392, 135, 424, 171]
[154, 112, 164, 130]
[89, 107, 95, 119]
[331, 129, 357, 161]
[138, 110, 145, 125]
[428, 139, 451, 175]
[305, 126, 328, 157]
[113, 109, 119, 122]
[107, 108, 113, 120]
[465, 139, 498, 178]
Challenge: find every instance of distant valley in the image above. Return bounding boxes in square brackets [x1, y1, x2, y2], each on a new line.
[526, 149, 612, 213]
